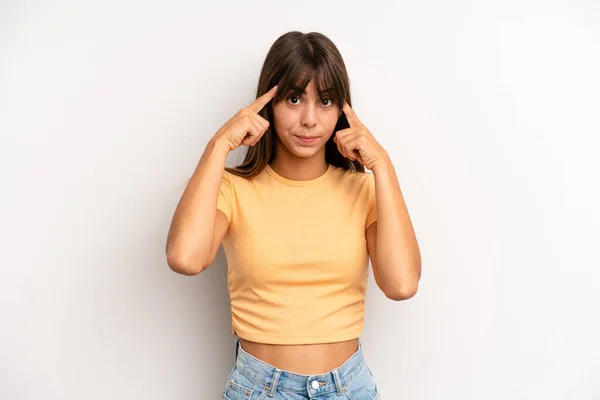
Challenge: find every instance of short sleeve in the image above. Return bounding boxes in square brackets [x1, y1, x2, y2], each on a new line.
[216, 170, 234, 222]
[365, 173, 377, 230]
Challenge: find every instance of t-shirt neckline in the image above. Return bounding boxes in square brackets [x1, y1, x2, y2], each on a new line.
[265, 163, 334, 187]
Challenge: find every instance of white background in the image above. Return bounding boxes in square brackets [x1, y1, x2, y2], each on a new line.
[1, 1, 599, 399]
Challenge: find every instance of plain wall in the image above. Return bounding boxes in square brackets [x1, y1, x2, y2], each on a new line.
[1, 1, 599, 399]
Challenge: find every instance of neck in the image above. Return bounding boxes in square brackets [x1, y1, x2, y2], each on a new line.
[270, 142, 329, 181]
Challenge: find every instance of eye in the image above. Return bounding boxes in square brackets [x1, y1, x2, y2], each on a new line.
[321, 98, 332, 107]
[287, 95, 301, 105]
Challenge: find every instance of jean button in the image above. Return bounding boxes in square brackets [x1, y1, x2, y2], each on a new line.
[311, 380, 319, 389]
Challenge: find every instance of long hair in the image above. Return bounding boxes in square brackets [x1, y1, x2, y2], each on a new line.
[226, 31, 365, 178]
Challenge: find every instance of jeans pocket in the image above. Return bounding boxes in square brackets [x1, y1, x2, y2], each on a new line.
[345, 365, 379, 400]
[222, 367, 270, 400]
[222, 377, 254, 400]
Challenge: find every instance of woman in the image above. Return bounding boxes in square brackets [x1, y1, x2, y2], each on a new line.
[166, 31, 421, 399]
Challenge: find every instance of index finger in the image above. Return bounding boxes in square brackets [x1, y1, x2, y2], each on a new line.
[247, 85, 279, 113]
[342, 101, 362, 127]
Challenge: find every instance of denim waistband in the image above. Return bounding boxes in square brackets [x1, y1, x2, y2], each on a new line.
[233, 338, 367, 397]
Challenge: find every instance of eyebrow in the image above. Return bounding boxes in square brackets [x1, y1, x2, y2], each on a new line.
[290, 86, 334, 95]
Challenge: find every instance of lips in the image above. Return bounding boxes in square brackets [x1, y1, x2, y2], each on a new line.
[295, 135, 320, 144]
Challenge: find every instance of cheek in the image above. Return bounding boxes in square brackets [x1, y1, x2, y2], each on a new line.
[328, 111, 340, 126]
[324, 112, 340, 131]
[272, 105, 295, 131]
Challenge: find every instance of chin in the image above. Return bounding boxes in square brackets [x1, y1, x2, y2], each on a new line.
[289, 146, 320, 158]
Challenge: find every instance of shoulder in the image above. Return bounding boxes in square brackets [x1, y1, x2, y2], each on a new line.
[222, 167, 267, 192]
[222, 168, 251, 185]
[331, 165, 373, 189]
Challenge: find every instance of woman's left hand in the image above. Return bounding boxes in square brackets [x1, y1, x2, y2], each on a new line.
[333, 102, 388, 170]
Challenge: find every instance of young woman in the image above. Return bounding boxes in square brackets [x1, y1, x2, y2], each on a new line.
[166, 31, 421, 400]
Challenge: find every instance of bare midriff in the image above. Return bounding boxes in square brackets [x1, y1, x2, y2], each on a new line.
[238, 338, 360, 375]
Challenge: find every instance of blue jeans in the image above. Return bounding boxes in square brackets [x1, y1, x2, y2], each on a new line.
[221, 338, 381, 399]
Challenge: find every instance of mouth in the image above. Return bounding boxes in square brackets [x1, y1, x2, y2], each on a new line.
[295, 135, 320, 144]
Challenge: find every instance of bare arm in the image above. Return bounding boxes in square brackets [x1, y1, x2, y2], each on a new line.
[166, 137, 230, 275]
[165, 85, 278, 275]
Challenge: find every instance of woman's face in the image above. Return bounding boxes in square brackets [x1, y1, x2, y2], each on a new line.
[272, 79, 341, 158]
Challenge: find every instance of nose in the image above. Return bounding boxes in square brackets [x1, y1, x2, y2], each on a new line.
[300, 103, 317, 128]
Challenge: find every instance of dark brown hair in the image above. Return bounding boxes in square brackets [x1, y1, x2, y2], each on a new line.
[226, 31, 365, 178]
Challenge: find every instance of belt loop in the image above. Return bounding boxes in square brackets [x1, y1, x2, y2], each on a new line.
[332, 368, 344, 395]
[267, 369, 282, 397]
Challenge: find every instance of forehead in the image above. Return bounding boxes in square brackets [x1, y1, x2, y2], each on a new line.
[274, 65, 340, 104]
[289, 79, 332, 96]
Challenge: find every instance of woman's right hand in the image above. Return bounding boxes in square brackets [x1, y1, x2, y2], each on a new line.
[213, 85, 279, 152]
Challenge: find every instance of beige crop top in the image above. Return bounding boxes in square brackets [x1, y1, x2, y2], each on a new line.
[216, 163, 377, 345]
